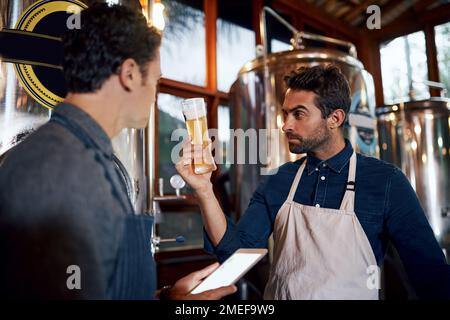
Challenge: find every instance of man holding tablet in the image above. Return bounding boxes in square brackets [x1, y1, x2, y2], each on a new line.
[176, 65, 450, 299]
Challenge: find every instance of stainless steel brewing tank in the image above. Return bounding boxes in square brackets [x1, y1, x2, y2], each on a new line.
[229, 48, 378, 217]
[0, 0, 51, 156]
[0, 0, 147, 213]
[377, 98, 450, 253]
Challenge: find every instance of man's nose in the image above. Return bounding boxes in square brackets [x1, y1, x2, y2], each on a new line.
[282, 117, 293, 133]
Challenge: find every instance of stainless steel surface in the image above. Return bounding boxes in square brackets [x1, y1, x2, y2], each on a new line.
[170, 174, 186, 197]
[111, 128, 147, 214]
[230, 47, 378, 217]
[0, 0, 52, 156]
[153, 195, 187, 202]
[377, 98, 450, 253]
[158, 177, 164, 196]
[293, 32, 357, 58]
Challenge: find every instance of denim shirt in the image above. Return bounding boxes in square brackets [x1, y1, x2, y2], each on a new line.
[205, 139, 450, 299]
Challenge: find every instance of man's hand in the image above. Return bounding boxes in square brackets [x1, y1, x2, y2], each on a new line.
[175, 137, 216, 195]
[165, 262, 237, 300]
[175, 137, 227, 247]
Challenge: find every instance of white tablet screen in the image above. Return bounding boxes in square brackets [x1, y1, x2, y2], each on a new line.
[191, 250, 266, 294]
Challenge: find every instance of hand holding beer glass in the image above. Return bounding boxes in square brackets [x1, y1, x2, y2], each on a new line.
[181, 98, 216, 175]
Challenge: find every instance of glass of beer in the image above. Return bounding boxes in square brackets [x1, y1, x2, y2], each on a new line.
[181, 98, 215, 174]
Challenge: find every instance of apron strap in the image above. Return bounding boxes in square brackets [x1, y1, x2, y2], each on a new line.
[50, 113, 134, 214]
[339, 152, 357, 211]
[287, 158, 307, 202]
[286, 152, 357, 211]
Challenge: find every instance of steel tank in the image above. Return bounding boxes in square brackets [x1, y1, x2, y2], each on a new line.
[0, 0, 148, 214]
[377, 98, 450, 255]
[229, 47, 378, 217]
[0, 0, 52, 156]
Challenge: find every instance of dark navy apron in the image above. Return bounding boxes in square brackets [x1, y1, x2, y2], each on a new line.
[51, 112, 156, 300]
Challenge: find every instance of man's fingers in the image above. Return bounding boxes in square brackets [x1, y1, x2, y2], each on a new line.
[181, 139, 191, 155]
[203, 143, 216, 168]
[193, 144, 203, 165]
[180, 137, 216, 168]
[180, 138, 194, 166]
[192, 262, 220, 281]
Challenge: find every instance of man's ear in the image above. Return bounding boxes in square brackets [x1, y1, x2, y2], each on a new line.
[118, 58, 140, 92]
[328, 109, 346, 129]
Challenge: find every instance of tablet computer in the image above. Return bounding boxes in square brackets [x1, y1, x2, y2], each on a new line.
[190, 248, 268, 294]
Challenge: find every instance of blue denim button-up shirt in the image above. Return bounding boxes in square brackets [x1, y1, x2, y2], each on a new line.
[205, 139, 450, 298]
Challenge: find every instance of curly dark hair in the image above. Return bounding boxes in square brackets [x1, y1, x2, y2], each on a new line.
[284, 65, 351, 125]
[62, 3, 162, 93]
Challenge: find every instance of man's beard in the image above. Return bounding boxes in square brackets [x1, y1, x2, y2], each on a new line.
[286, 125, 331, 154]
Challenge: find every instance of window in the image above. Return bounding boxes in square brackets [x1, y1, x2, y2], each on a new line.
[213, 103, 233, 217]
[217, 104, 231, 171]
[271, 39, 291, 52]
[435, 22, 450, 96]
[216, 0, 255, 92]
[160, 0, 206, 86]
[380, 31, 429, 104]
[157, 93, 194, 195]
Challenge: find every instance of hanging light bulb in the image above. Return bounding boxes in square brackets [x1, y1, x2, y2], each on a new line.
[152, 1, 165, 31]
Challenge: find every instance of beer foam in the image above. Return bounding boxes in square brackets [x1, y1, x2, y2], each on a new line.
[182, 98, 206, 120]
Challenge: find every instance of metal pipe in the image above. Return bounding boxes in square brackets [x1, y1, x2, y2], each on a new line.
[259, 6, 357, 57]
[297, 32, 357, 57]
[145, 102, 156, 215]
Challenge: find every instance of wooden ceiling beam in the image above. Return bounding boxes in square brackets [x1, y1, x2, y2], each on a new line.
[369, 2, 450, 42]
[274, 0, 361, 41]
[369, 8, 418, 41]
[342, 0, 378, 22]
[414, 0, 438, 13]
[342, 0, 360, 6]
[380, 0, 414, 26]
[335, 5, 352, 19]
[419, 2, 450, 24]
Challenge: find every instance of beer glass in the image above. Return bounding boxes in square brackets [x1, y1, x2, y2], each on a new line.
[181, 98, 215, 174]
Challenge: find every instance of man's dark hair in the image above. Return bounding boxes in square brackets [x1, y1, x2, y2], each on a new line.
[62, 3, 162, 93]
[284, 65, 351, 125]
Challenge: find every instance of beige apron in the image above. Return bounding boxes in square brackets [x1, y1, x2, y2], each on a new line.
[264, 153, 379, 300]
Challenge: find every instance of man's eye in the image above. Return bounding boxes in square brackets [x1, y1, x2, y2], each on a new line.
[294, 111, 304, 119]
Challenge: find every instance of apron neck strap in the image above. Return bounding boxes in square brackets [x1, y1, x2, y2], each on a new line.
[287, 158, 307, 202]
[339, 152, 357, 211]
[286, 152, 357, 206]
[346, 152, 357, 184]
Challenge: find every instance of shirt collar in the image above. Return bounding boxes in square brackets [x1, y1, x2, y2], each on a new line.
[306, 139, 354, 175]
[52, 102, 114, 158]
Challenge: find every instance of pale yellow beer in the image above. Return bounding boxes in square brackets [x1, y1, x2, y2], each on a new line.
[181, 98, 215, 174]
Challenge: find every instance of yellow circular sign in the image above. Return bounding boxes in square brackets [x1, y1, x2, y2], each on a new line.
[14, 0, 87, 109]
